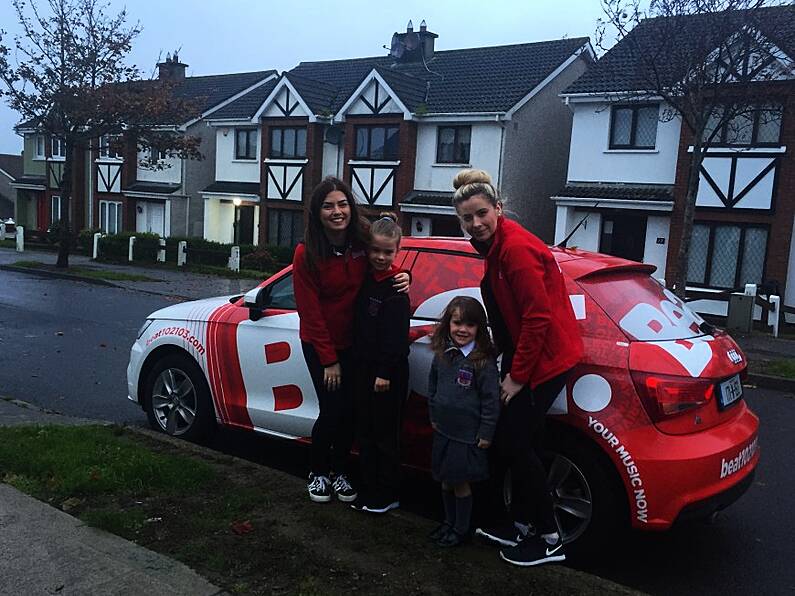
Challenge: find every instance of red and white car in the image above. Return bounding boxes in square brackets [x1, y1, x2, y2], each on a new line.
[127, 237, 759, 546]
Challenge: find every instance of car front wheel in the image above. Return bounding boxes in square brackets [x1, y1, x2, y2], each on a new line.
[144, 353, 215, 441]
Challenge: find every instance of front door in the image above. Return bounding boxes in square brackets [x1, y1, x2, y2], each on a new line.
[600, 213, 647, 263]
[236, 205, 255, 245]
[136, 200, 166, 236]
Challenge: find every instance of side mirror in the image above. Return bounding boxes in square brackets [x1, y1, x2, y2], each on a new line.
[243, 286, 271, 321]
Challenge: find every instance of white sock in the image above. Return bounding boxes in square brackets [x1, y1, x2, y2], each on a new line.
[542, 531, 559, 545]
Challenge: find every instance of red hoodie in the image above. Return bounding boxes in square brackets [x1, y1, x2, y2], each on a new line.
[476, 217, 583, 389]
[292, 242, 368, 366]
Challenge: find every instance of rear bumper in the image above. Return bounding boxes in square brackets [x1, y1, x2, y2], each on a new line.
[676, 468, 755, 523]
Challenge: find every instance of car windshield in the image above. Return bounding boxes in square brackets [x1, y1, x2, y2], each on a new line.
[579, 272, 706, 341]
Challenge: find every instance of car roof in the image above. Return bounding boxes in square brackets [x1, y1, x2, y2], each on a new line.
[401, 236, 658, 279]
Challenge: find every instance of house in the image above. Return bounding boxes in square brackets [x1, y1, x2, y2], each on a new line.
[554, 6, 795, 317]
[0, 154, 22, 220]
[208, 22, 593, 248]
[12, 55, 277, 239]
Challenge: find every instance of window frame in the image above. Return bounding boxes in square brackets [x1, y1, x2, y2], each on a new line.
[235, 128, 259, 160]
[268, 126, 306, 159]
[687, 221, 769, 289]
[704, 104, 783, 147]
[608, 104, 659, 150]
[436, 125, 472, 164]
[99, 200, 123, 234]
[267, 208, 303, 248]
[50, 195, 63, 225]
[51, 137, 66, 159]
[34, 135, 45, 159]
[354, 124, 400, 160]
[99, 135, 122, 160]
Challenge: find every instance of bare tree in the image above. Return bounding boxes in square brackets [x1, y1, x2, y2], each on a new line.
[0, 0, 201, 267]
[597, 0, 792, 296]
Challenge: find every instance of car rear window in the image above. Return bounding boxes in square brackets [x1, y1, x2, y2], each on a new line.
[578, 272, 706, 341]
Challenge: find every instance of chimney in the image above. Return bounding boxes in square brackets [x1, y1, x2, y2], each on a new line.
[157, 52, 188, 81]
[389, 20, 438, 63]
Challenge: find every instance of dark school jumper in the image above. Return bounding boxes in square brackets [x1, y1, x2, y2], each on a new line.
[293, 241, 368, 478]
[473, 216, 584, 534]
[352, 264, 410, 504]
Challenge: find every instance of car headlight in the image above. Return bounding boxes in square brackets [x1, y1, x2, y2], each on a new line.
[137, 319, 154, 340]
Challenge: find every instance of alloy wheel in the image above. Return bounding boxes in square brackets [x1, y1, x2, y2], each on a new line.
[151, 367, 197, 436]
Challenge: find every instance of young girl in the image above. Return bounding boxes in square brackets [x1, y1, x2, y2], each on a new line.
[427, 296, 500, 547]
[293, 178, 410, 504]
[351, 213, 410, 514]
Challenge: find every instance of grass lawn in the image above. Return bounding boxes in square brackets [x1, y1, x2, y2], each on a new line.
[11, 260, 156, 282]
[761, 359, 795, 378]
[0, 425, 620, 596]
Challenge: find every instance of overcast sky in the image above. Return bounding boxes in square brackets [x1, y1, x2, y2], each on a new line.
[0, 0, 610, 155]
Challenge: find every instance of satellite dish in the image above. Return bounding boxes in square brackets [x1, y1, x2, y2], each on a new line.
[390, 33, 405, 59]
[325, 124, 343, 145]
[404, 31, 420, 51]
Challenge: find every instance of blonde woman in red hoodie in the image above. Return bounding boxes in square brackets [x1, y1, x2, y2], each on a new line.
[452, 169, 583, 567]
[293, 177, 409, 504]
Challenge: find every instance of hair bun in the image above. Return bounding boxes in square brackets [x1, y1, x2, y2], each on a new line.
[378, 211, 398, 223]
[453, 169, 493, 190]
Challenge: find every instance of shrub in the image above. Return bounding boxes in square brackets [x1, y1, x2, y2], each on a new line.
[98, 231, 161, 262]
[240, 247, 277, 272]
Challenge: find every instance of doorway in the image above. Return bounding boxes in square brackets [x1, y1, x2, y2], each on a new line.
[235, 205, 255, 245]
[600, 213, 647, 262]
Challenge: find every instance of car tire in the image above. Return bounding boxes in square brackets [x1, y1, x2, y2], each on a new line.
[143, 352, 215, 442]
[543, 431, 627, 553]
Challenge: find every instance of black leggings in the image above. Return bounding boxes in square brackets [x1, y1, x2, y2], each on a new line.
[491, 370, 569, 534]
[302, 343, 354, 477]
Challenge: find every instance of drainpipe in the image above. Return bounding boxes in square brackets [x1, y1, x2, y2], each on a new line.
[87, 139, 94, 228]
[496, 114, 506, 189]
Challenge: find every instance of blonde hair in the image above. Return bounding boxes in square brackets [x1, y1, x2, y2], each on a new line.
[452, 169, 499, 207]
[370, 211, 402, 246]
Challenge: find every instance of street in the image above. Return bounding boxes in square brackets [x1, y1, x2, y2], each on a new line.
[1, 270, 793, 595]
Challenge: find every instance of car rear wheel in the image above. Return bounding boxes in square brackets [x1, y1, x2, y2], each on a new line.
[144, 352, 215, 442]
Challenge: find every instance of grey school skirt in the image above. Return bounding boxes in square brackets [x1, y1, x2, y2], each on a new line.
[431, 431, 489, 484]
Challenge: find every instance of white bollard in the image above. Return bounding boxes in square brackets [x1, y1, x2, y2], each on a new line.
[93, 232, 102, 260]
[0, 223, 5, 240]
[128, 236, 136, 262]
[177, 240, 187, 267]
[228, 246, 240, 272]
[744, 283, 757, 297]
[15, 226, 24, 252]
[769, 295, 781, 339]
[157, 238, 166, 263]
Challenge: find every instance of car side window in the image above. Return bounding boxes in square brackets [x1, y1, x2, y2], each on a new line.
[268, 273, 296, 310]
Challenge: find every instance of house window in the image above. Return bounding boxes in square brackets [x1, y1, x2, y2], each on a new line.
[703, 104, 783, 146]
[99, 135, 122, 159]
[49, 195, 65, 225]
[99, 200, 123, 234]
[269, 127, 306, 159]
[687, 223, 768, 288]
[51, 137, 66, 159]
[609, 104, 659, 149]
[436, 126, 471, 164]
[34, 135, 45, 158]
[235, 128, 258, 160]
[149, 147, 168, 162]
[354, 125, 399, 160]
[268, 209, 303, 248]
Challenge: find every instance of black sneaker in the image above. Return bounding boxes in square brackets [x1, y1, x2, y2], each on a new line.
[475, 522, 528, 547]
[499, 534, 565, 567]
[331, 474, 358, 502]
[307, 473, 332, 503]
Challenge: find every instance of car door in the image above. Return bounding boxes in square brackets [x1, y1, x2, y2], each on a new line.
[235, 271, 319, 438]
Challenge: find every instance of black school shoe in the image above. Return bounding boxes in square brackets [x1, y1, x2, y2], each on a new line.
[437, 528, 469, 548]
[499, 534, 565, 567]
[428, 522, 452, 542]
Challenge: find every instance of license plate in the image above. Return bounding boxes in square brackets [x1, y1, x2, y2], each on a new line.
[718, 375, 743, 409]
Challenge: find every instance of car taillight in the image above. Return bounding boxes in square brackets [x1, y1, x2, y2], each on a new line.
[631, 371, 715, 421]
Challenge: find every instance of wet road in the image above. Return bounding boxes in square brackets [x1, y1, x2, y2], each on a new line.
[1, 269, 793, 595]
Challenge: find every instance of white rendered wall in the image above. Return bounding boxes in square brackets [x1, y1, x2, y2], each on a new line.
[414, 123, 503, 191]
[136, 152, 182, 184]
[556, 208, 601, 251]
[566, 101, 681, 184]
[203, 198, 235, 244]
[214, 128, 260, 183]
[642, 215, 670, 278]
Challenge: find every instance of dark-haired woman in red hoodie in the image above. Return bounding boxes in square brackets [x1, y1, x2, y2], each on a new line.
[452, 169, 583, 568]
[293, 177, 409, 504]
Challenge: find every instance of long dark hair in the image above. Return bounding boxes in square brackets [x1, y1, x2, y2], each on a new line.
[303, 176, 369, 272]
[431, 296, 494, 368]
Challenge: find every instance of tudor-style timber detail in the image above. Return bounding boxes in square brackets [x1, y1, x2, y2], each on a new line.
[264, 158, 308, 201]
[349, 161, 399, 206]
[97, 162, 122, 194]
[47, 161, 63, 189]
[696, 153, 779, 210]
